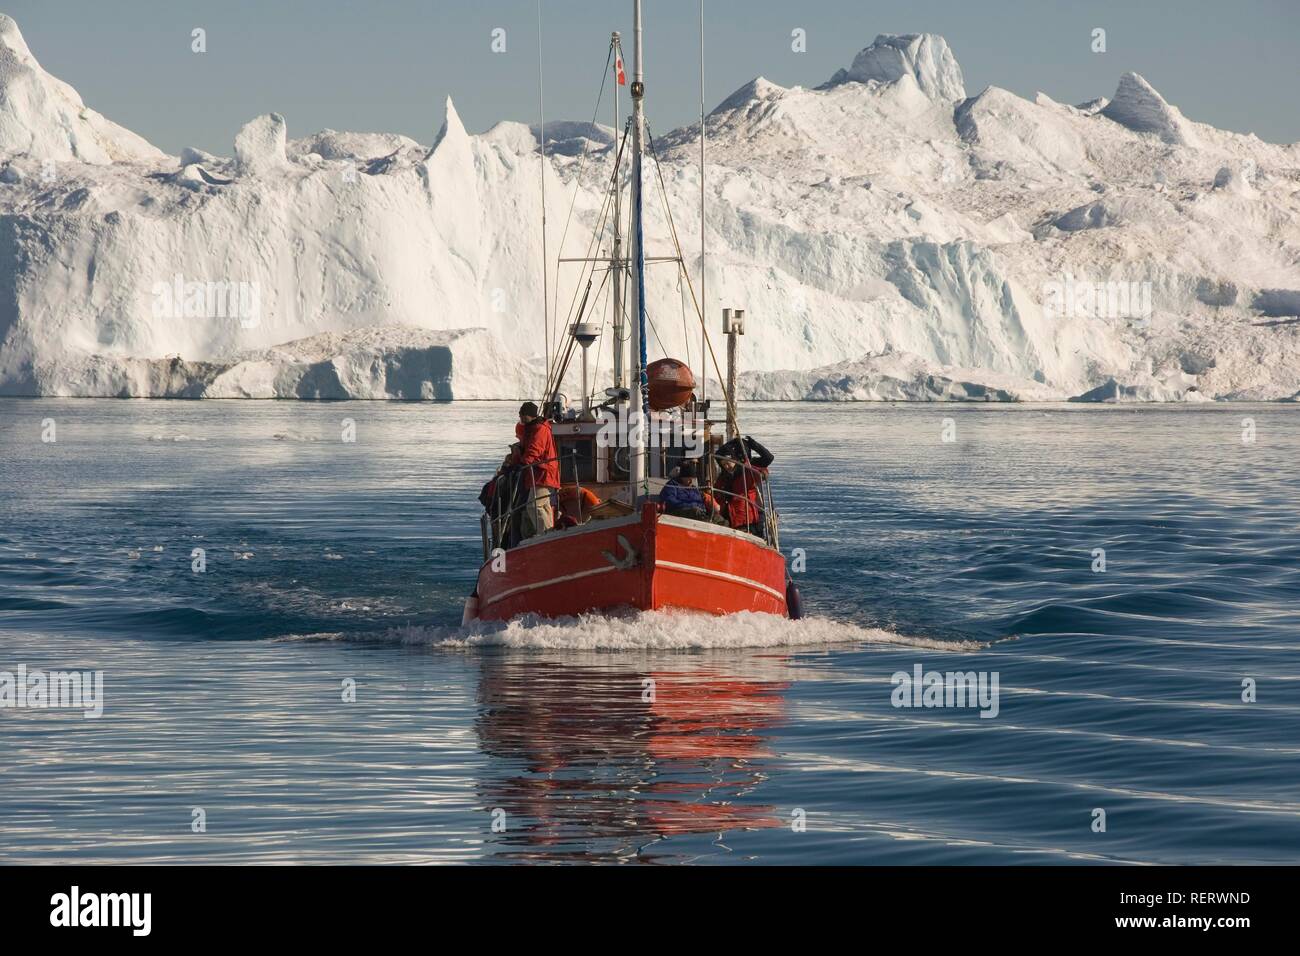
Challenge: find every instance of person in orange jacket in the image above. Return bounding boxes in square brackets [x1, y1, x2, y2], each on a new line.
[517, 402, 560, 538]
[556, 484, 601, 527]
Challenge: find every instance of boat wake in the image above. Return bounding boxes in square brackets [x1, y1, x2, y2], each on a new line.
[279, 609, 981, 652]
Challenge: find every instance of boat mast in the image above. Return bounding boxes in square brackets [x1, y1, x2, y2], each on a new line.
[610, 31, 624, 392]
[537, 0, 550, 392]
[627, 0, 649, 501]
[699, 0, 706, 411]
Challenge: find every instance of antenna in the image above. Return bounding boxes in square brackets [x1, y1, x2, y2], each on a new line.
[611, 31, 625, 391]
[537, 0, 550, 388]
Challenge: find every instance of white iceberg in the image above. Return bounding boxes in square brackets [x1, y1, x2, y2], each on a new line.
[0, 17, 1297, 402]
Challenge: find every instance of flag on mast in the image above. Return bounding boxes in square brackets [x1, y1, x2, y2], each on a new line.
[615, 53, 626, 85]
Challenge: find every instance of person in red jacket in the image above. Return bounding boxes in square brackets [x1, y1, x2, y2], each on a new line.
[517, 402, 560, 539]
[714, 436, 773, 538]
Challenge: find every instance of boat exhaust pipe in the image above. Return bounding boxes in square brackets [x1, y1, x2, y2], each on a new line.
[722, 307, 744, 440]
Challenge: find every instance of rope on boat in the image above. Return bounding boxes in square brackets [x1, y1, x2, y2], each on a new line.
[645, 123, 740, 437]
[546, 43, 616, 376]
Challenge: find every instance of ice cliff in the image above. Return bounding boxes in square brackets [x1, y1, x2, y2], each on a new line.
[1, 16, 1298, 402]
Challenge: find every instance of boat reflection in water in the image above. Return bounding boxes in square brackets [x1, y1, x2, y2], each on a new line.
[473, 651, 794, 862]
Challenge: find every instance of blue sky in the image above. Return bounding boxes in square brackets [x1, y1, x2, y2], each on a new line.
[8, 0, 1298, 154]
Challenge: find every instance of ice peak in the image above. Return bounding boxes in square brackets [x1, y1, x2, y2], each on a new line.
[0, 14, 163, 163]
[1101, 72, 1193, 145]
[712, 76, 785, 115]
[431, 95, 468, 154]
[826, 34, 966, 102]
[0, 14, 35, 64]
[234, 113, 288, 174]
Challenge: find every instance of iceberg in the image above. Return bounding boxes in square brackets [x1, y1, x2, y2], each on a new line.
[0, 16, 1298, 402]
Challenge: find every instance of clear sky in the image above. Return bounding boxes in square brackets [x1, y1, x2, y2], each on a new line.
[8, 0, 1299, 155]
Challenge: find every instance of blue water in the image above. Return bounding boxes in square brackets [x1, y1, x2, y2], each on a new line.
[1, 399, 1298, 863]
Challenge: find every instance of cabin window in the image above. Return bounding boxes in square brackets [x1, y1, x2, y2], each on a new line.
[556, 438, 597, 484]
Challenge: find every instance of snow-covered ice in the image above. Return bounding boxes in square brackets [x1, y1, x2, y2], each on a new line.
[825, 33, 967, 103]
[0, 15, 162, 164]
[0, 16, 1297, 402]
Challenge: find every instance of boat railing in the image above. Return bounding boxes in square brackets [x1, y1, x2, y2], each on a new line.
[690, 475, 780, 549]
[479, 453, 781, 558]
[759, 474, 781, 550]
[480, 450, 586, 556]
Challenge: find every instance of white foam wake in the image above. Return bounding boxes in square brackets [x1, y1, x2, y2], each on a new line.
[283, 609, 981, 652]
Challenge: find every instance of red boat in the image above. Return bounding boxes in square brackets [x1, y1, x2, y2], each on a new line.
[472, 502, 788, 622]
[466, 398, 799, 622]
[463, 0, 799, 625]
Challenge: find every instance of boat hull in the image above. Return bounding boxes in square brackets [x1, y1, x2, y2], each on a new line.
[472, 504, 788, 621]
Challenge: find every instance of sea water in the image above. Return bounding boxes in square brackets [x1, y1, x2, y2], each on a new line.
[1, 399, 1297, 863]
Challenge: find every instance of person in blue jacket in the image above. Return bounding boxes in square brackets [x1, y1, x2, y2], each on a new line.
[659, 461, 716, 522]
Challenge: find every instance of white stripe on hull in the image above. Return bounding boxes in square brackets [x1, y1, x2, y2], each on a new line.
[480, 563, 622, 609]
[653, 559, 786, 602]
